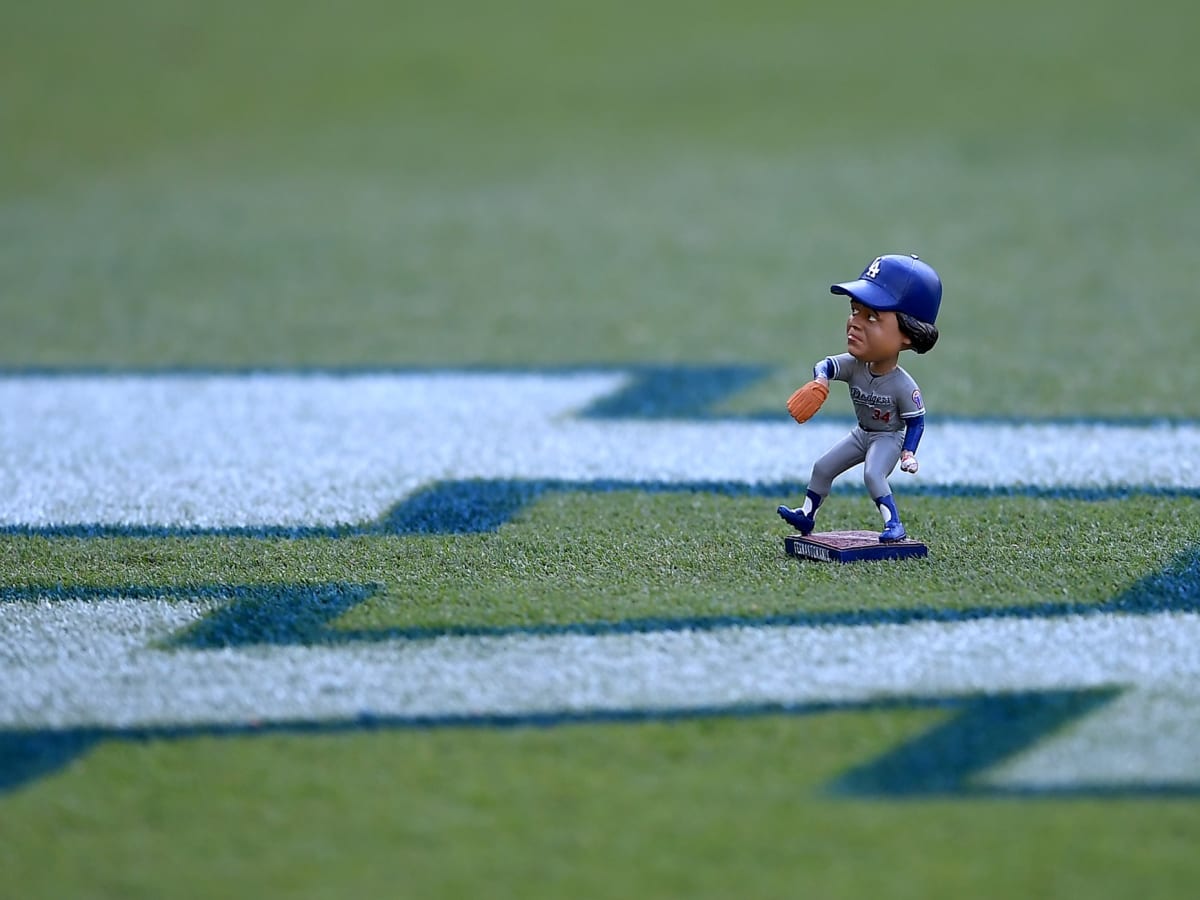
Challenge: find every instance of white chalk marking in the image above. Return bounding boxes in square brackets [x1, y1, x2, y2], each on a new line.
[0, 372, 1196, 528]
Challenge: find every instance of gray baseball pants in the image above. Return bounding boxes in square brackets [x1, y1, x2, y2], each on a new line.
[808, 427, 904, 500]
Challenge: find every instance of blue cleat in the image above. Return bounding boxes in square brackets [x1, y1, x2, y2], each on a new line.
[777, 505, 815, 535]
[879, 520, 907, 543]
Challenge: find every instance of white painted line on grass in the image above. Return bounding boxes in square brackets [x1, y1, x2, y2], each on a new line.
[2, 596, 1197, 788]
[0, 372, 1197, 528]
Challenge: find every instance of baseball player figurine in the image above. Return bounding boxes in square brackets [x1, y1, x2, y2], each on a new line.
[778, 253, 941, 543]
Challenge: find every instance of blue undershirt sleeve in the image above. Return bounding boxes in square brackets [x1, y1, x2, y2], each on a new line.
[902, 414, 925, 454]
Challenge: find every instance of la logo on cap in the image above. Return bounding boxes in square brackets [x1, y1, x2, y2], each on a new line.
[866, 257, 883, 279]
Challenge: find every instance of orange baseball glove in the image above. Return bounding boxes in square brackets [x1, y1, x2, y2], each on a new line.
[786, 380, 829, 424]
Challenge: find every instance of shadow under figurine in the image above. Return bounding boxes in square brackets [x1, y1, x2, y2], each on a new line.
[778, 253, 941, 555]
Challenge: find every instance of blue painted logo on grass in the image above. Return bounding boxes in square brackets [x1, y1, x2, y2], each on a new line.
[2, 365, 1199, 799]
[3, 547, 1200, 797]
[1, 365, 1198, 536]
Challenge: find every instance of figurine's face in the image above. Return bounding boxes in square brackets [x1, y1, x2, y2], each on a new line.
[846, 300, 911, 366]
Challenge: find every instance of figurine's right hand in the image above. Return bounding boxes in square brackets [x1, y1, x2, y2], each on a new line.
[786, 380, 829, 424]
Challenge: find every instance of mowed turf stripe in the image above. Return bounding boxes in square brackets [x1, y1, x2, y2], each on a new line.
[1, 370, 1199, 531]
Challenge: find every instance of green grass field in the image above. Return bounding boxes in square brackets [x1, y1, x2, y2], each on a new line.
[3, 1, 1200, 897]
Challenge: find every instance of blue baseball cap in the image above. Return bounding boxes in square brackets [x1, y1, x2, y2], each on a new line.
[830, 253, 942, 324]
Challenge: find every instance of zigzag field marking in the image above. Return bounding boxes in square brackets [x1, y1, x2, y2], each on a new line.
[2, 554, 1199, 796]
[2, 366, 1198, 799]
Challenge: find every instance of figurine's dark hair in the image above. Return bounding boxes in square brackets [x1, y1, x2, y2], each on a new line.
[897, 311, 939, 354]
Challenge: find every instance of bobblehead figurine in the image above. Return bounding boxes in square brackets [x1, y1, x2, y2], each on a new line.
[778, 253, 940, 563]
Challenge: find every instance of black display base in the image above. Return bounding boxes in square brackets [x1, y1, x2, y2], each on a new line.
[784, 530, 929, 563]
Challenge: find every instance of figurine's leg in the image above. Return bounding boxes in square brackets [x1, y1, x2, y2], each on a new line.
[874, 494, 907, 542]
[778, 489, 823, 534]
[779, 430, 865, 533]
[864, 434, 906, 542]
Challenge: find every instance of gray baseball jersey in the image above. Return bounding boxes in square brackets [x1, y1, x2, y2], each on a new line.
[818, 353, 924, 432]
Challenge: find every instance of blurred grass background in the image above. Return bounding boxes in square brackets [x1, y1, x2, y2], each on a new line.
[3, 4, 1200, 898]
[3, 0, 1198, 414]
